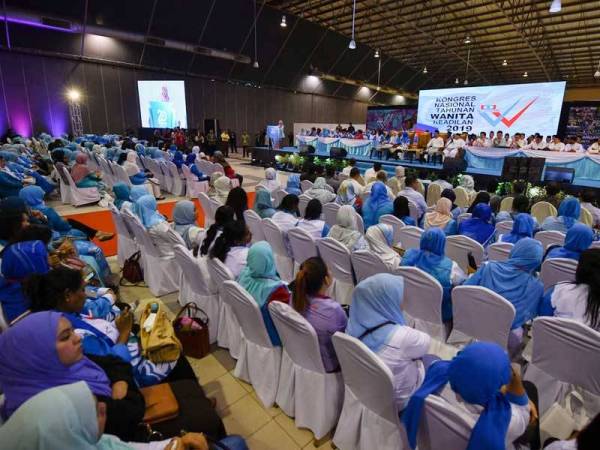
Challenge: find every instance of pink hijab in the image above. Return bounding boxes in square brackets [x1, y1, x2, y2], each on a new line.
[70, 153, 91, 183]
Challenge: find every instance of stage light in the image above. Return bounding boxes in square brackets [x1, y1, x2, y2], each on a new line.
[463, 36, 471, 44]
[502, 59, 508, 66]
[349, 0, 357, 50]
[67, 89, 81, 102]
[423, 66, 428, 74]
[549, 0, 561, 13]
[523, 71, 528, 78]
[349, 39, 356, 50]
[253, 60, 259, 69]
[306, 75, 320, 88]
[374, 49, 379, 58]
[280, 15, 287, 27]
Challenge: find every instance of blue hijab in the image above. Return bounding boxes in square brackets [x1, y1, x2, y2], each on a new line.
[19, 185, 46, 209]
[346, 273, 406, 352]
[401, 228, 454, 321]
[286, 174, 302, 196]
[546, 223, 593, 261]
[134, 195, 165, 229]
[458, 203, 495, 245]
[363, 182, 393, 228]
[558, 197, 581, 230]
[130, 185, 148, 202]
[172, 200, 197, 236]
[501, 213, 534, 244]
[403, 342, 513, 450]
[173, 150, 184, 169]
[112, 182, 131, 210]
[253, 190, 276, 219]
[0, 241, 50, 322]
[465, 238, 543, 328]
[185, 153, 196, 166]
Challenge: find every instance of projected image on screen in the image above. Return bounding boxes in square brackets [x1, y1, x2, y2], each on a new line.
[416, 81, 566, 136]
[565, 105, 600, 146]
[138, 80, 188, 129]
[366, 107, 418, 131]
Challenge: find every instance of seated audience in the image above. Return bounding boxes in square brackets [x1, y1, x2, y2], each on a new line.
[199, 205, 235, 257]
[541, 196, 582, 233]
[305, 177, 336, 204]
[210, 220, 251, 278]
[225, 186, 248, 222]
[184, 152, 209, 181]
[213, 151, 242, 184]
[365, 223, 401, 269]
[112, 182, 132, 212]
[256, 167, 280, 193]
[459, 174, 476, 197]
[348, 167, 365, 195]
[424, 198, 457, 235]
[298, 199, 330, 238]
[253, 189, 276, 219]
[539, 248, 600, 330]
[327, 205, 367, 251]
[545, 223, 594, 261]
[387, 166, 405, 196]
[271, 194, 300, 232]
[324, 165, 341, 192]
[122, 151, 162, 199]
[431, 171, 453, 190]
[499, 213, 535, 244]
[291, 256, 346, 372]
[465, 238, 544, 351]
[346, 274, 431, 411]
[580, 189, 600, 228]
[237, 242, 290, 345]
[459, 203, 495, 246]
[172, 200, 204, 250]
[441, 188, 464, 219]
[335, 179, 359, 209]
[392, 196, 416, 226]
[285, 174, 302, 196]
[134, 195, 183, 256]
[403, 342, 534, 450]
[466, 191, 491, 214]
[208, 175, 232, 205]
[342, 158, 356, 176]
[398, 175, 428, 219]
[364, 162, 382, 181]
[363, 182, 394, 228]
[496, 194, 537, 228]
[0, 196, 31, 247]
[70, 153, 104, 191]
[402, 228, 466, 321]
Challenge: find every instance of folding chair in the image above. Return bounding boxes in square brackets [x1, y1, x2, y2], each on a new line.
[540, 257, 577, 291]
[317, 238, 355, 305]
[445, 235, 484, 273]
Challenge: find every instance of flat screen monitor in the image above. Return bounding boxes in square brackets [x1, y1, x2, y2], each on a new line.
[138, 80, 188, 129]
[417, 81, 566, 136]
[544, 167, 575, 184]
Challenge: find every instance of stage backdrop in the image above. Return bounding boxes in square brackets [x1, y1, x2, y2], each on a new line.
[416, 81, 566, 136]
[366, 106, 417, 131]
[560, 102, 600, 146]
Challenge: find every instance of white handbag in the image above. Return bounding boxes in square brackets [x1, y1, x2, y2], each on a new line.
[540, 390, 586, 443]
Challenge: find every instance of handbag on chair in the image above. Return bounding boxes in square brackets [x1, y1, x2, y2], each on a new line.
[173, 302, 210, 359]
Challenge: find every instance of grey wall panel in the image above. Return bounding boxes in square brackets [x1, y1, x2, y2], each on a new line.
[101, 66, 124, 134]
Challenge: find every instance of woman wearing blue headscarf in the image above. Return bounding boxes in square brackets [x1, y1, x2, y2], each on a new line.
[541, 196, 581, 232]
[184, 153, 209, 181]
[346, 274, 431, 410]
[134, 195, 183, 257]
[403, 342, 532, 450]
[253, 189, 276, 219]
[335, 180, 358, 208]
[362, 182, 394, 228]
[545, 223, 594, 261]
[465, 238, 544, 350]
[499, 213, 535, 244]
[0, 241, 49, 322]
[172, 200, 203, 249]
[237, 242, 290, 346]
[172, 150, 184, 169]
[458, 203, 495, 246]
[111, 182, 131, 211]
[401, 228, 466, 321]
[285, 174, 302, 196]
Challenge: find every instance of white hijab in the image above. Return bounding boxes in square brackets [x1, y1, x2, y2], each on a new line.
[123, 151, 140, 176]
[365, 224, 400, 269]
[328, 205, 362, 250]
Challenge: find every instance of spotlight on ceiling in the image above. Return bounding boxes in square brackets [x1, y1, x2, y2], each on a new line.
[67, 89, 81, 102]
[349, 39, 356, 50]
[280, 15, 287, 27]
[374, 49, 380, 58]
[455, 78, 459, 84]
[253, 60, 259, 69]
[423, 66, 428, 74]
[502, 59, 508, 66]
[549, 0, 561, 13]
[523, 71, 528, 78]
[464, 35, 472, 44]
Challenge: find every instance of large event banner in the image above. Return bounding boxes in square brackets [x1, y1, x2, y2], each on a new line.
[417, 82, 566, 136]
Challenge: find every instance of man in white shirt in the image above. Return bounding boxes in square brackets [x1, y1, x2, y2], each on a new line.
[342, 158, 357, 176]
[443, 134, 465, 158]
[364, 162, 382, 181]
[587, 137, 600, 154]
[487, 131, 495, 147]
[493, 131, 507, 147]
[511, 133, 525, 149]
[564, 137, 585, 153]
[398, 174, 428, 218]
[547, 136, 565, 152]
[473, 131, 487, 147]
[426, 130, 445, 163]
[525, 135, 547, 150]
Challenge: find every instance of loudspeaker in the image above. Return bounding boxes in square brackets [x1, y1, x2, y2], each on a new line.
[443, 157, 467, 175]
[204, 119, 219, 135]
[330, 147, 347, 158]
[298, 145, 315, 155]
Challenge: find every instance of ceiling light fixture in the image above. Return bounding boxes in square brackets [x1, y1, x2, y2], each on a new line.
[280, 15, 287, 27]
[549, 0, 561, 13]
[594, 61, 600, 79]
[253, 0, 259, 69]
[502, 59, 508, 66]
[374, 49, 379, 58]
[423, 66, 428, 74]
[464, 35, 472, 44]
[349, 0, 357, 49]
[464, 46, 471, 87]
[523, 71, 528, 78]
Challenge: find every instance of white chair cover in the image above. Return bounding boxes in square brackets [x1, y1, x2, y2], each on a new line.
[145, 158, 166, 190]
[351, 250, 392, 283]
[272, 189, 288, 208]
[379, 214, 405, 245]
[243, 209, 266, 243]
[269, 302, 343, 439]
[323, 202, 341, 228]
[426, 183, 442, 207]
[540, 257, 577, 291]
[500, 196, 514, 212]
[535, 230, 566, 251]
[408, 200, 420, 223]
[524, 317, 600, 416]
[456, 213, 471, 225]
[355, 211, 365, 235]
[331, 333, 405, 450]
[300, 180, 314, 192]
[159, 161, 174, 193]
[181, 165, 209, 199]
[206, 257, 242, 359]
[111, 162, 132, 187]
[108, 204, 137, 268]
[453, 187, 470, 208]
[317, 238, 355, 305]
[495, 220, 513, 238]
[173, 245, 219, 343]
[397, 226, 423, 251]
[531, 201, 558, 225]
[54, 162, 72, 204]
[579, 207, 593, 227]
[287, 228, 318, 271]
[487, 242, 513, 262]
[98, 157, 115, 188]
[221, 281, 282, 408]
[418, 395, 473, 450]
[262, 218, 294, 282]
[445, 235, 484, 273]
[60, 165, 101, 207]
[298, 194, 311, 217]
[166, 161, 185, 196]
[446, 286, 515, 349]
[198, 193, 215, 227]
[122, 214, 180, 296]
[394, 266, 447, 345]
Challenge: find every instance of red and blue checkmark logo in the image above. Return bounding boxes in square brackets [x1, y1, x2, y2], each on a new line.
[478, 97, 538, 128]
